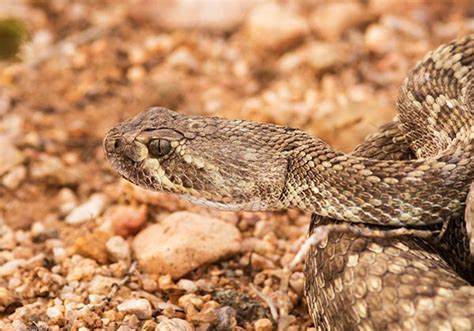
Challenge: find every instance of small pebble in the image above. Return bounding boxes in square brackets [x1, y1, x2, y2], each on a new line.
[0, 287, 20, 313]
[58, 188, 78, 216]
[310, 2, 365, 41]
[52, 247, 67, 263]
[88, 275, 121, 295]
[0, 136, 23, 177]
[214, 306, 237, 330]
[106, 236, 131, 262]
[245, 2, 309, 51]
[140, 274, 158, 292]
[0, 90, 11, 116]
[167, 47, 199, 71]
[1, 165, 26, 189]
[364, 24, 398, 54]
[177, 279, 198, 293]
[46, 306, 63, 319]
[128, 46, 146, 64]
[11, 320, 26, 330]
[155, 317, 193, 331]
[110, 205, 147, 237]
[279, 42, 348, 74]
[126, 65, 146, 82]
[254, 318, 273, 331]
[117, 298, 152, 319]
[30, 155, 78, 186]
[30, 222, 46, 237]
[66, 193, 109, 225]
[0, 259, 25, 277]
[88, 294, 104, 304]
[73, 230, 111, 264]
[158, 275, 175, 290]
[289, 272, 304, 295]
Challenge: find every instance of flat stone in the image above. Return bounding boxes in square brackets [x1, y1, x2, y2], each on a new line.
[132, 211, 241, 278]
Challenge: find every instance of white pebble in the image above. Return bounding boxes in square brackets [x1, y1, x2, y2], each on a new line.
[177, 279, 198, 293]
[31, 222, 46, 237]
[65, 193, 108, 225]
[11, 320, 26, 330]
[58, 188, 78, 216]
[106, 236, 131, 262]
[53, 247, 66, 263]
[0, 259, 25, 277]
[364, 24, 397, 54]
[2, 165, 26, 189]
[117, 298, 152, 319]
[46, 306, 63, 319]
[87, 275, 120, 295]
[88, 294, 104, 304]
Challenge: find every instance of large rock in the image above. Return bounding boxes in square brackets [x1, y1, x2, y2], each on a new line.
[133, 212, 241, 278]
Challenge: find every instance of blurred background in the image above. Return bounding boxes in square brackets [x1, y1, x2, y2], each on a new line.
[0, 0, 473, 329]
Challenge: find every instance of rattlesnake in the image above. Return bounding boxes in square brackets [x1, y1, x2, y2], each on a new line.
[104, 35, 474, 329]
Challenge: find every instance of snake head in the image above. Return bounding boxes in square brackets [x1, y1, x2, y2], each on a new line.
[104, 107, 290, 211]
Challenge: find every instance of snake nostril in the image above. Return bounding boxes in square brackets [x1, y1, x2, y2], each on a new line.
[113, 139, 121, 149]
[105, 136, 125, 154]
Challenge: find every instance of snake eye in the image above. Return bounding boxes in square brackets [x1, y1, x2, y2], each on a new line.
[148, 139, 172, 157]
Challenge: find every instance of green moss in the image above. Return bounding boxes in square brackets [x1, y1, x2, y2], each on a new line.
[0, 18, 27, 60]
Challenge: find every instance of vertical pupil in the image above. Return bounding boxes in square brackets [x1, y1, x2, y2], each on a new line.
[159, 140, 166, 153]
[149, 139, 171, 156]
[153, 140, 161, 154]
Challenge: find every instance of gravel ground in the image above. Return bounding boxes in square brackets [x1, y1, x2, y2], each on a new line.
[0, 0, 472, 330]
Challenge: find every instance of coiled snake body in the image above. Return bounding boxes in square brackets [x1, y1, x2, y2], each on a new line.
[104, 36, 474, 329]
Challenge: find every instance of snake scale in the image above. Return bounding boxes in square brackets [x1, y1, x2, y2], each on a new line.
[104, 35, 474, 329]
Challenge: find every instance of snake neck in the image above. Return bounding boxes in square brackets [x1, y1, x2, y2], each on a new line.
[279, 132, 472, 227]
